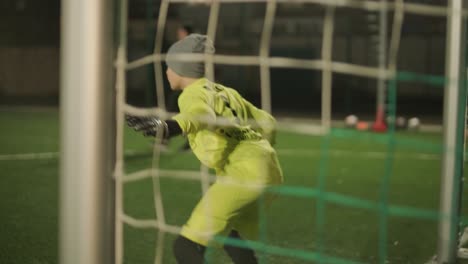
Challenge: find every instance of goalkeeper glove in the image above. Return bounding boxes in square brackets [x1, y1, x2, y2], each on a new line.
[125, 115, 170, 138]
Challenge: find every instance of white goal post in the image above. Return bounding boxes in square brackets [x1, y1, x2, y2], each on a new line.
[59, 0, 116, 264]
[438, 0, 467, 263]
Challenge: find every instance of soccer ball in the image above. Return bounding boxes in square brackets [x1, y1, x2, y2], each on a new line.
[345, 115, 358, 128]
[386, 116, 407, 130]
[395, 116, 407, 130]
[386, 116, 394, 126]
[408, 117, 420, 130]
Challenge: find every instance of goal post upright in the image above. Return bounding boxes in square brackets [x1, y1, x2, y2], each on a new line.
[438, 0, 467, 262]
[59, 0, 116, 263]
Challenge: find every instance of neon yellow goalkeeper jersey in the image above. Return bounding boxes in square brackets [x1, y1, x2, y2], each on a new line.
[172, 78, 282, 184]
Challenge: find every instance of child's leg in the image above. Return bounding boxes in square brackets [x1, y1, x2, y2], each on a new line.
[179, 182, 264, 247]
[173, 235, 206, 264]
[176, 181, 264, 263]
[224, 230, 258, 264]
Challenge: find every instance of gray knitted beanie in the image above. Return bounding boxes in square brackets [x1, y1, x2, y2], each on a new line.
[166, 34, 215, 78]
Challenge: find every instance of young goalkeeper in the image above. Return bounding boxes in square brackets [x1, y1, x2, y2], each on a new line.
[126, 34, 283, 264]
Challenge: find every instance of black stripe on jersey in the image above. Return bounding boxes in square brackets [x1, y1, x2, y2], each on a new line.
[204, 85, 238, 117]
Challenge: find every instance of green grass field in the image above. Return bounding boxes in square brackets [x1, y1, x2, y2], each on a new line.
[1, 109, 468, 264]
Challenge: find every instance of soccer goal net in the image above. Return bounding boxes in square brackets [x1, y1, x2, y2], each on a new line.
[111, 1, 468, 263]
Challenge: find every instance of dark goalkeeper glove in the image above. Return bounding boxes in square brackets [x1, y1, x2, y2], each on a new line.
[125, 115, 169, 138]
[125, 114, 183, 139]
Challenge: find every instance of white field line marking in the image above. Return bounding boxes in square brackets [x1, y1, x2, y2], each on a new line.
[0, 148, 440, 161]
[0, 149, 144, 161]
[0, 152, 59, 160]
[277, 149, 440, 160]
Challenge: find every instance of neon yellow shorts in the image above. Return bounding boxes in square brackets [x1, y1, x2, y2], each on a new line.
[180, 181, 269, 247]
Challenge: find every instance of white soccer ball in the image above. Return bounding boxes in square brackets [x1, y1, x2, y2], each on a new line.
[408, 117, 420, 130]
[345, 115, 358, 128]
[395, 116, 407, 129]
[386, 116, 394, 126]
